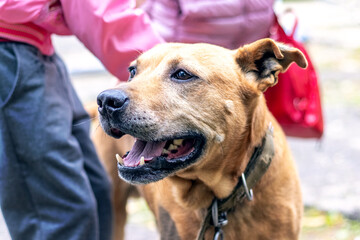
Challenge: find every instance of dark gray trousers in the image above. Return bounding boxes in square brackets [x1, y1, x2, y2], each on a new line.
[0, 42, 112, 240]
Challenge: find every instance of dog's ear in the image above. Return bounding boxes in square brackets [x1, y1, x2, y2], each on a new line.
[235, 38, 307, 92]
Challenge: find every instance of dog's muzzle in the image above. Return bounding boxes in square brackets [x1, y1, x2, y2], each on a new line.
[96, 88, 207, 184]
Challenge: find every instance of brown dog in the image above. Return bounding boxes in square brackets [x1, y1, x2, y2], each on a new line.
[94, 38, 306, 240]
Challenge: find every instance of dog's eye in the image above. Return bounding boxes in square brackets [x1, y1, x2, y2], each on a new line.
[171, 69, 195, 81]
[128, 66, 137, 80]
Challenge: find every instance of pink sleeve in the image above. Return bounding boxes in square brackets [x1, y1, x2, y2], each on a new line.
[0, 0, 71, 35]
[0, 0, 48, 23]
[60, 0, 164, 81]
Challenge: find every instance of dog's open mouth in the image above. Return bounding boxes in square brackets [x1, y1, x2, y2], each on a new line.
[112, 129, 206, 184]
[120, 138, 197, 167]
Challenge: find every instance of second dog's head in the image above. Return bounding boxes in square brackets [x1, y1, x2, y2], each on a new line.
[97, 39, 307, 184]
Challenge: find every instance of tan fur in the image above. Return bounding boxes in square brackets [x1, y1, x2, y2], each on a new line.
[91, 131, 135, 240]
[92, 39, 304, 240]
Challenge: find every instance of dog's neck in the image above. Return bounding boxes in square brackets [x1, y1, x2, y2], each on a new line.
[204, 95, 270, 198]
[169, 95, 270, 210]
[196, 126, 274, 240]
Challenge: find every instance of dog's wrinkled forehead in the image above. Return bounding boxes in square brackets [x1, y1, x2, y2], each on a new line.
[133, 43, 237, 81]
[124, 43, 248, 121]
[139, 43, 233, 63]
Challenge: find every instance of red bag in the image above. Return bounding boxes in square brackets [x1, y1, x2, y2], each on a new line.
[264, 13, 324, 138]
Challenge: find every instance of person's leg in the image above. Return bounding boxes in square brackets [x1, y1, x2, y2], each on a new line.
[54, 55, 113, 240]
[0, 43, 110, 240]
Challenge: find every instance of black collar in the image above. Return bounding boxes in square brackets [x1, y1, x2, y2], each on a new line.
[196, 124, 275, 240]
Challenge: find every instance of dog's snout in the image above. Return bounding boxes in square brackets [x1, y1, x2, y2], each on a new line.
[97, 89, 129, 115]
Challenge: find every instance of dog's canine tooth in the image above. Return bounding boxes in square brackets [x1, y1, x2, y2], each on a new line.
[140, 156, 145, 166]
[173, 139, 184, 146]
[116, 154, 124, 165]
[168, 144, 178, 151]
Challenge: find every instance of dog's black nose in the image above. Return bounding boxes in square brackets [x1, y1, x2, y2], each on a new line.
[97, 89, 129, 115]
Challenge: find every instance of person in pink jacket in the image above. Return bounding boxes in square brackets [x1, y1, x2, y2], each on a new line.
[0, 1, 162, 240]
[141, 0, 274, 49]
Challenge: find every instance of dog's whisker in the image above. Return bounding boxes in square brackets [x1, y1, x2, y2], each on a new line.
[127, 47, 144, 56]
[72, 118, 93, 127]
[91, 123, 102, 134]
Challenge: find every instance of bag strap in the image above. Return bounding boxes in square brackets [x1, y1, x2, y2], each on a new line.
[284, 9, 299, 38]
[273, 9, 299, 39]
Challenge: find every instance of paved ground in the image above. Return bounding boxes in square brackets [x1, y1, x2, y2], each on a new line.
[1, 1, 360, 239]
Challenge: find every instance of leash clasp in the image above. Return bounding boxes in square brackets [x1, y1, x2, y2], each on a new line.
[211, 199, 228, 240]
[241, 173, 253, 201]
[213, 228, 224, 240]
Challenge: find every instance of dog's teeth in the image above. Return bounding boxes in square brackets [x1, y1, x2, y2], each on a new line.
[168, 144, 178, 151]
[116, 154, 124, 165]
[162, 149, 170, 154]
[173, 139, 184, 146]
[140, 156, 145, 166]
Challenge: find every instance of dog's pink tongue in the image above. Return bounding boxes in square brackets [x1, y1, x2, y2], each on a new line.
[123, 139, 166, 167]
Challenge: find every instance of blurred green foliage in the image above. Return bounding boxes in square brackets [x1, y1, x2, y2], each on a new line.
[301, 207, 360, 240]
